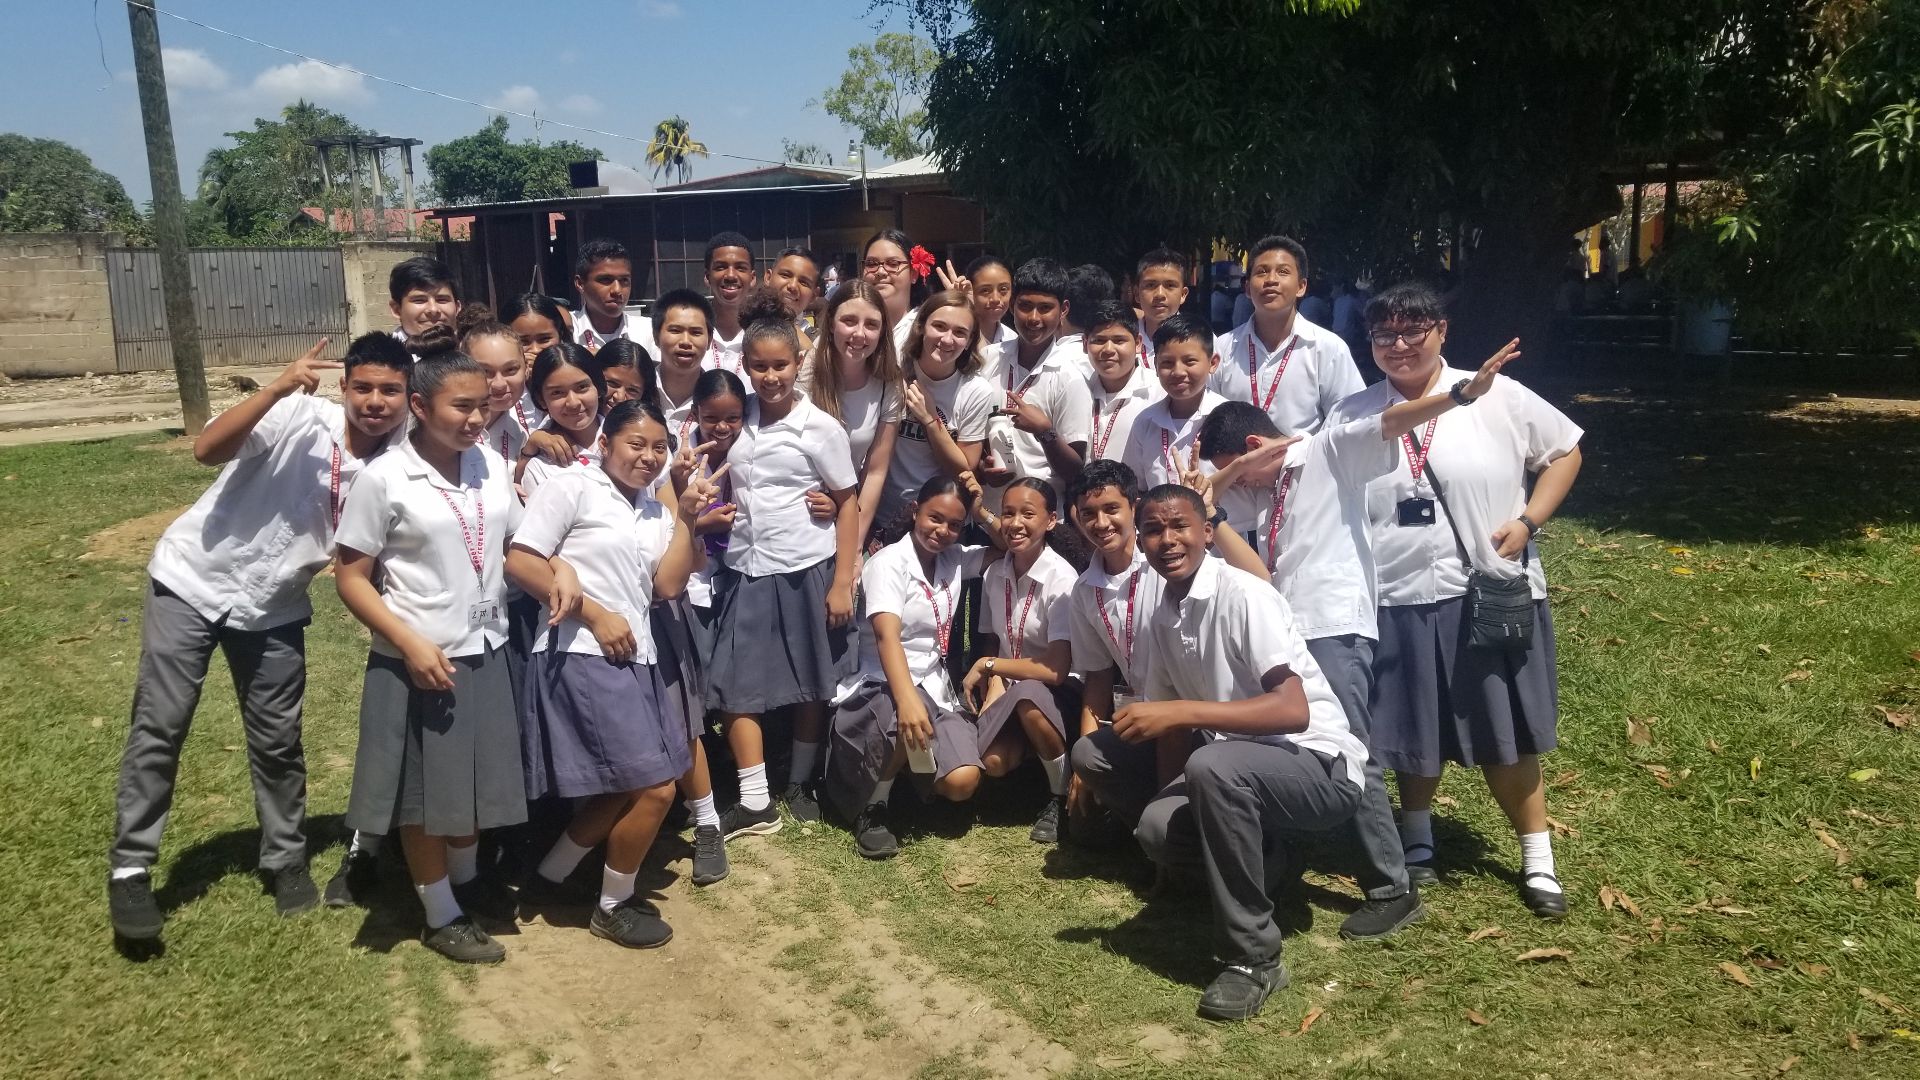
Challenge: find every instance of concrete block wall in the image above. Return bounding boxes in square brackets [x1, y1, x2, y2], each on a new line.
[0, 233, 118, 377]
[340, 240, 438, 341]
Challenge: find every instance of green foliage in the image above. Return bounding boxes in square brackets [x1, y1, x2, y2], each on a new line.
[0, 133, 144, 237]
[196, 102, 378, 244]
[818, 32, 937, 161]
[423, 115, 602, 206]
[646, 116, 709, 185]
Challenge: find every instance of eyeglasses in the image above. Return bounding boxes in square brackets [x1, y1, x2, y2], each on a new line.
[864, 258, 909, 274]
[1368, 324, 1437, 349]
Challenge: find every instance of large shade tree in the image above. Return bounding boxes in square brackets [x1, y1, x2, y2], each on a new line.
[424, 115, 602, 205]
[0, 134, 144, 238]
[197, 101, 381, 244]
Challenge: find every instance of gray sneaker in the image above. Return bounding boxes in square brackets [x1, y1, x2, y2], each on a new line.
[108, 872, 164, 941]
[421, 915, 505, 963]
[590, 896, 673, 949]
[1338, 888, 1426, 940]
[690, 825, 729, 886]
[266, 864, 319, 917]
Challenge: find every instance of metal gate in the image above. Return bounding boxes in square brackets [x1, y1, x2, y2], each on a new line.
[106, 247, 349, 372]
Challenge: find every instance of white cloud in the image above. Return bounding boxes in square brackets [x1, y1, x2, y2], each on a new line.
[558, 94, 602, 115]
[250, 60, 372, 106]
[162, 48, 228, 91]
[488, 85, 545, 115]
[638, 1, 682, 17]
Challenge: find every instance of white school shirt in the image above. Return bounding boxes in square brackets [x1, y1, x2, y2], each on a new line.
[724, 395, 858, 576]
[518, 421, 605, 501]
[149, 393, 393, 631]
[1067, 549, 1169, 689]
[705, 328, 746, 380]
[890, 312, 916, 355]
[841, 536, 990, 710]
[888, 368, 999, 504]
[981, 546, 1077, 660]
[1120, 391, 1227, 492]
[484, 396, 539, 465]
[334, 438, 523, 658]
[1086, 362, 1162, 463]
[1329, 365, 1583, 605]
[1236, 414, 1398, 641]
[573, 310, 654, 354]
[796, 358, 906, 470]
[1209, 315, 1364, 437]
[513, 466, 674, 662]
[1142, 557, 1367, 789]
[1049, 331, 1094, 379]
[975, 323, 1015, 382]
[991, 342, 1094, 497]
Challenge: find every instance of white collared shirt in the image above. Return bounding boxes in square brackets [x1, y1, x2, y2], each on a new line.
[1330, 365, 1583, 605]
[724, 395, 858, 576]
[1143, 558, 1367, 788]
[519, 421, 605, 501]
[989, 342, 1094, 498]
[982, 546, 1077, 659]
[1067, 549, 1169, 688]
[705, 328, 746, 380]
[842, 536, 990, 709]
[1210, 315, 1364, 437]
[888, 368, 999, 504]
[1234, 414, 1398, 640]
[1086, 362, 1162, 463]
[1048, 331, 1093, 379]
[513, 466, 674, 661]
[1120, 390, 1227, 492]
[572, 310, 654, 354]
[484, 396, 540, 465]
[149, 393, 394, 631]
[334, 438, 524, 657]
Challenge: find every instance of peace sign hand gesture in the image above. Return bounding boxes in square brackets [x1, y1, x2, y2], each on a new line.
[935, 258, 971, 298]
[671, 439, 721, 494]
[1179, 445, 1217, 517]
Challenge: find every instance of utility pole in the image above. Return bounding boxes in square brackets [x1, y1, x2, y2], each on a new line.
[125, 1, 209, 434]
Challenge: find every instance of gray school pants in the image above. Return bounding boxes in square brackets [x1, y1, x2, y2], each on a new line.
[1306, 634, 1412, 900]
[110, 580, 309, 873]
[1072, 726, 1361, 965]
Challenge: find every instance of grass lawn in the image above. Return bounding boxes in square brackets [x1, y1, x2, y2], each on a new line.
[2, 378, 1918, 1078]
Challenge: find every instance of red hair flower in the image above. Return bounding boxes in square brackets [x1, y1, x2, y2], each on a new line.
[909, 244, 936, 282]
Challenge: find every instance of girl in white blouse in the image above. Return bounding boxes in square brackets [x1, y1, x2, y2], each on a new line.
[518, 343, 607, 500]
[799, 279, 905, 543]
[887, 290, 1001, 507]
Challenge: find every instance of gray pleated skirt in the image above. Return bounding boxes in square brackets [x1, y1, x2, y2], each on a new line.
[970, 678, 1066, 754]
[345, 646, 528, 838]
[649, 600, 711, 744]
[825, 682, 982, 823]
[521, 649, 690, 800]
[504, 592, 542, 710]
[705, 557, 855, 715]
[1370, 595, 1559, 775]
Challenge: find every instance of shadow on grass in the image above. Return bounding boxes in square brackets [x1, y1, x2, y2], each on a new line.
[153, 812, 349, 915]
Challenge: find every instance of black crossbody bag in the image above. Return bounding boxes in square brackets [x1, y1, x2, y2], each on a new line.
[1408, 433, 1536, 652]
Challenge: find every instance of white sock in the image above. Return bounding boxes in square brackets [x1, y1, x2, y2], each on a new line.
[599, 865, 637, 914]
[738, 763, 771, 811]
[1040, 753, 1068, 796]
[349, 831, 381, 856]
[445, 841, 479, 886]
[110, 866, 148, 882]
[789, 740, 822, 787]
[1399, 809, 1434, 857]
[687, 793, 721, 828]
[869, 778, 894, 805]
[538, 833, 593, 884]
[1519, 831, 1561, 892]
[416, 877, 462, 929]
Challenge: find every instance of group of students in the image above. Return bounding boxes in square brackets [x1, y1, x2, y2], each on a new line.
[107, 228, 1584, 1023]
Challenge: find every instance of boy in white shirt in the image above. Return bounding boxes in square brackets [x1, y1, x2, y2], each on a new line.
[1120, 313, 1227, 491]
[108, 333, 411, 942]
[571, 238, 654, 353]
[704, 232, 755, 376]
[1082, 300, 1161, 463]
[982, 258, 1092, 502]
[1070, 484, 1367, 1023]
[1133, 248, 1190, 369]
[1209, 236, 1363, 436]
[389, 257, 461, 354]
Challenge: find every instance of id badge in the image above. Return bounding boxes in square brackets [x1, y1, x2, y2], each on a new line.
[467, 598, 502, 630]
[1397, 497, 1436, 527]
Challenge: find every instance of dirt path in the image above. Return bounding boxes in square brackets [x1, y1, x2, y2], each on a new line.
[451, 839, 1076, 1079]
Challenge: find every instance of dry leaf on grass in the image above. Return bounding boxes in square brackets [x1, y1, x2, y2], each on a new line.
[1627, 716, 1654, 746]
[1873, 705, 1913, 730]
[1515, 948, 1573, 963]
[940, 870, 977, 891]
[1296, 1007, 1325, 1035]
[1467, 926, 1506, 942]
[1465, 1008, 1491, 1026]
[1547, 815, 1579, 838]
[1781, 668, 1812, 684]
[1847, 1032, 1863, 1051]
[1400, 977, 1427, 1002]
[1776, 1056, 1801, 1073]
[1808, 821, 1851, 866]
[1796, 962, 1830, 978]
[1859, 987, 1910, 1015]
[1432, 794, 1460, 810]
[1599, 885, 1643, 918]
[1718, 961, 1756, 987]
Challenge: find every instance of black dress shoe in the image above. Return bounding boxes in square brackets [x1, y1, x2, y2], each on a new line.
[1520, 872, 1569, 919]
[1197, 960, 1288, 1022]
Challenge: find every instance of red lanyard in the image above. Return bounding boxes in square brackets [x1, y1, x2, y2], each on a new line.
[437, 480, 486, 584]
[1005, 361, 1041, 396]
[1094, 569, 1140, 667]
[1249, 333, 1299, 412]
[1159, 427, 1181, 477]
[710, 340, 743, 375]
[1003, 575, 1040, 659]
[1402, 418, 1438, 482]
[918, 577, 954, 654]
[327, 445, 343, 529]
[1089, 397, 1131, 459]
[1263, 469, 1296, 572]
[497, 402, 531, 460]
[1138, 321, 1154, 363]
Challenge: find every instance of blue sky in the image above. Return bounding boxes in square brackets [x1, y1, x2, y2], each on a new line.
[0, 1, 910, 205]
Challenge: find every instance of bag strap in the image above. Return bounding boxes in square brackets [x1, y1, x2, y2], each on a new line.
[1405, 429, 1529, 574]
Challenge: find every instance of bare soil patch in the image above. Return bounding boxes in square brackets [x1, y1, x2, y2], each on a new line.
[84, 507, 187, 565]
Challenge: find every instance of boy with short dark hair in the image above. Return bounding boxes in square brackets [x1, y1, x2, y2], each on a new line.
[1134, 248, 1190, 367]
[1120, 313, 1226, 492]
[704, 231, 755, 374]
[1081, 300, 1161, 463]
[571, 238, 652, 352]
[388, 257, 460, 347]
[982, 258, 1093, 501]
[764, 246, 822, 330]
[1210, 235, 1363, 436]
[1056, 263, 1115, 378]
[109, 333, 413, 941]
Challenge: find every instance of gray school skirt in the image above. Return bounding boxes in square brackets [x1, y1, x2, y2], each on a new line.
[824, 681, 982, 823]
[705, 557, 855, 715]
[970, 678, 1066, 754]
[1370, 595, 1559, 775]
[521, 649, 690, 800]
[345, 645, 528, 838]
[649, 599, 711, 745]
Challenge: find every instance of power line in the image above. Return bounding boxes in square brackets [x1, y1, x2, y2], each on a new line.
[121, 0, 810, 173]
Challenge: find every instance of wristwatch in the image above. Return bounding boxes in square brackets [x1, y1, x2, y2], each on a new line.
[984, 657, 997, 675]
[1208, 505, 1229, 527]
[1518, 513, 1541, 536]
[1449, 378, 1476, 406]
[1035, 428, 1059, 445]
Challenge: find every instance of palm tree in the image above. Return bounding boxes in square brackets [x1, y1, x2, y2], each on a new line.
[646, 116, 709, 185]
